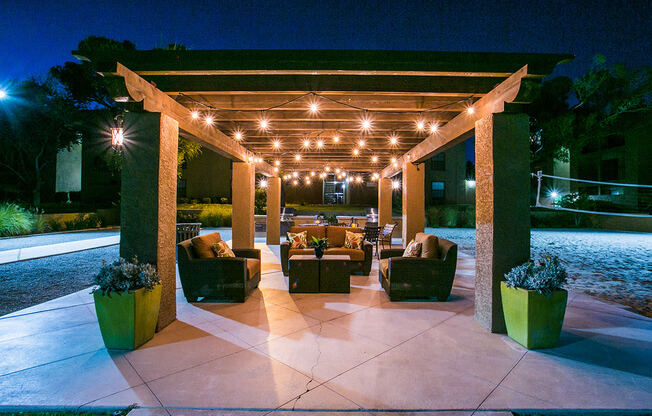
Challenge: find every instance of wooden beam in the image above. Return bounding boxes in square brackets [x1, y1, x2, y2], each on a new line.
[109, 63, 275, 176]
[381, 66, 537, 178]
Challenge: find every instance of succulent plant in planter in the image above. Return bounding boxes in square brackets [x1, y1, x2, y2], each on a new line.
[92, 257, 161, 350]
[311, 236, 328, 259]
[501, 254, 568, 349]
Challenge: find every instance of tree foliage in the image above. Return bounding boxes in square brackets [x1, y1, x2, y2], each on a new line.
[529, 56, 651, 164]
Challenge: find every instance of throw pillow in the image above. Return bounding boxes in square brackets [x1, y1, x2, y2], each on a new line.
[287, 231, 308, 249]
[211, 241, 235, 258]
[403, 239, 422, 257]
[344, 230, 364, 250]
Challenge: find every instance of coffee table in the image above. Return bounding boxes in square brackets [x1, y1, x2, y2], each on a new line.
[289, 254, 350, 293]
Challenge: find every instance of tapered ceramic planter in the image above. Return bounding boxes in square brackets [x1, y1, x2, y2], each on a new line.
[94, 284, 161, 350]
[500, 281, 567, 349]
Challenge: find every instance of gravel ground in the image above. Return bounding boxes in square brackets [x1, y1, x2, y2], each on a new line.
[0, 230, 119, 251]
[0, 245, 119, 316]
[428, 227, 652, 317]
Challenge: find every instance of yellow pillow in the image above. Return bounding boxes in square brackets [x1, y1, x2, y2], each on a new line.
[344, 230, 364, 250]
[287, 231, 308, 249]
[211, 241, 235, 258]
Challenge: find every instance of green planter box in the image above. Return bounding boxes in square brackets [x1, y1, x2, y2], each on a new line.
[500, 281, 567, 349]
[93, 284, 161, 350]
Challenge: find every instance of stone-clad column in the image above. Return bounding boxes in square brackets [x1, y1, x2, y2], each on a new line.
[120, 112, 178, 330]
[232, 161, 255, 249]
[401, 162, 425, 246]
[474, 112, 530, 333]
[378, 177, 393, 227]
[266, 177, 281, 245]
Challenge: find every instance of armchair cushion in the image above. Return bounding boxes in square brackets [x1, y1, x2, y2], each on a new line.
[191, 232, 222, 258]
[403, 240, 422, 257]
[246, 259, 261, 279]
[325, 247, 365, 261]
[415, 233, 439, 259]
[379, 258, 389, 278]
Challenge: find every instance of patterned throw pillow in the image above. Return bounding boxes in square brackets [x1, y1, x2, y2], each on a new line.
[403, 239, 422, 257]
[211, 241, 235, 258]
[344, 230, 364, 250]
[287, 231, 308, 249]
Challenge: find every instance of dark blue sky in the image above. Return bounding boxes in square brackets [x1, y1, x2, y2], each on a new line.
[1, 0, 650, 82]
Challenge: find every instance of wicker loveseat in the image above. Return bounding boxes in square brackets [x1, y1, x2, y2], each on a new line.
[178, 232, 261, 302]
[379, 233, 457, 301]
[280, 225, 373, 276]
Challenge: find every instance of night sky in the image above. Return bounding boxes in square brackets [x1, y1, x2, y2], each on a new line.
[1, 0, 650, 82]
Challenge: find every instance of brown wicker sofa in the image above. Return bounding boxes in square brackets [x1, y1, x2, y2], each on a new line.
[280, 225, 373, 276]
[178, 232, 261, 302]
[379, 233, 457, 301]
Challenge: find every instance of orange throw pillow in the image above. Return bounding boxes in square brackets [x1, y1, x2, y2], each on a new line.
[403, 239, 422, 257]
[287, 231, 308, 249]
[344, 230, 364, 250]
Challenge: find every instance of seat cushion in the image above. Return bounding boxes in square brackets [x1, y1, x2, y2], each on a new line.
[288, 225, 325, 241]
[191, 232, 222, 259]
[326, 226, 361, 247]
[415, 232, 439, 259]
[289, 248, 315, 257]
[324, 247, 365, 261]
[379, 258, 389, 278]
[246, 259, 261, 279]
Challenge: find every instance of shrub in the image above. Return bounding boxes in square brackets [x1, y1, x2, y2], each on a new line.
[177, 211, 200, 223]
[504, 254, 568, 297]
[461, 206, 476, 227]
[255, 189, 266, 215]
[64, 213, 103, 230]
[93, 257, 160, 295]
[201, 197, 212, 204]
[0, 203, 34, 236]
[177, 197, 189, 204]
[443, 207, 459, 227]
[220, 197, 229, 204]
[426, 206, 443, 227]
[198, 205, 232, 227]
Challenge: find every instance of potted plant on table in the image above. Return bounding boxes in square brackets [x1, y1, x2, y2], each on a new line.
[501, 254, 568, 349]
[311, 236, 328, 259]
[92, 257, 161, 350]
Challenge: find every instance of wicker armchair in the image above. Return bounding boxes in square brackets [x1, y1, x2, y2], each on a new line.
[178, 238, 261, 303]
[379, 233, 457, 301]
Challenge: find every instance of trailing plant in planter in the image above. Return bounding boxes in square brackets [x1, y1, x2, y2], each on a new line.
[311, 236, 328, 259]
[501, 254, 568, 349]
[92, 257, 162, 350]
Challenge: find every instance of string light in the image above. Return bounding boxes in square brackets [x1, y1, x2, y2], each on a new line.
[204, 115, 214, 125]
[352, 148, 360, 156]
[316, 139, 324, 148]
[389, 133, 399, 146]
[392, 180, 401, 190]
[295, 154, 302, 161]
[355, 176, 362, 183]
[248, 156, 254, 163]
[391, 157, 397, 163]
[309, 102, 319, 114]
[303, 138, 311, 148]
[371, 155, 378, 163]
[258, 116, 270, 130]
[274, 160, 281, 166]
[358, 139, 366, 147]
[360, 113, 373, 132]
[415, 120, 425, 131]
[310, 171, 316, 177]
[467, 107, 475, 114]
[325, 166, 331, 172]
[293, 180, 298, 186]
[430, 122, 439, 133]
[234, 130, 244, 141]
[259, 179, 268, 189]
[273, 140, 281, 149]
[273, 167, 279, 173]
[292, 171, 298, 178]
[333, 135, 340, 143]
[191, 111, 200, 119]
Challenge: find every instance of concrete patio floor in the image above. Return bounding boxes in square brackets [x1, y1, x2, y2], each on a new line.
[0, 243, 651, 415]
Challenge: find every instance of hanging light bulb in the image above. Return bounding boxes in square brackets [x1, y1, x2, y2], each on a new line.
[204, 115, 214, 125]
[303, 138, 311, 148]
[355, 176, 362, 183]
[191, 111, 200, 119]
[295, 154, 302, 161]
[335, 168, 340, 174]
[353, 148, 360, 156]
[360, 114, 373, 132]
[293, 180, 298, 186]
[333, 135, 340, 143]
[273, 167, 279, 173]
[389, 133, 399, 146]
[292, 171, 298, 178]
[430, 122, 439, 133]
[310, 171, 315, 177]
[275, 160, 281, 166]
[391, 157, 397, 163]
[259, 179, 268, 189]
[308, 102, 319, 114]
[392, 180, 401, 190]
[273, 139, 281, 149]
[234, 130, 244, 141]
[325, 166, 331, 172]
[305, 175, 310, 181]
[358, 139, 366, 147]
[415, 120, 426, 131]
[305, 178, 311, 185]
[259, 115, 270, 130]
[467, 106, 475, 114]
[316, 139, 324, 148]
[248, 156, 254, 163]
[371, 155, 378, 163]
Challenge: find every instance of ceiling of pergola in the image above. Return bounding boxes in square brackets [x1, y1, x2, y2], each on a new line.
[79, 50, 573, 174]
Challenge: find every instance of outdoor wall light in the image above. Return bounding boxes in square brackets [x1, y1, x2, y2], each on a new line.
[549, 190, 560, 199]
[465, 179, 476, 188]
[110, 127, 124, 149]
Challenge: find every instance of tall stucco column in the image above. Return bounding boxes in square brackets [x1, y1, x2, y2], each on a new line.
[266, 177, 281, 245]
[401, 162, 425, 246]
[120, 112, 178, 330]
[378, 177, 393, 227]
[232, 161, 255, 249]
[474, 112, 530, 333]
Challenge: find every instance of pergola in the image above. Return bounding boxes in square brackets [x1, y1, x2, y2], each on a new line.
[76, 49, 572, 333]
